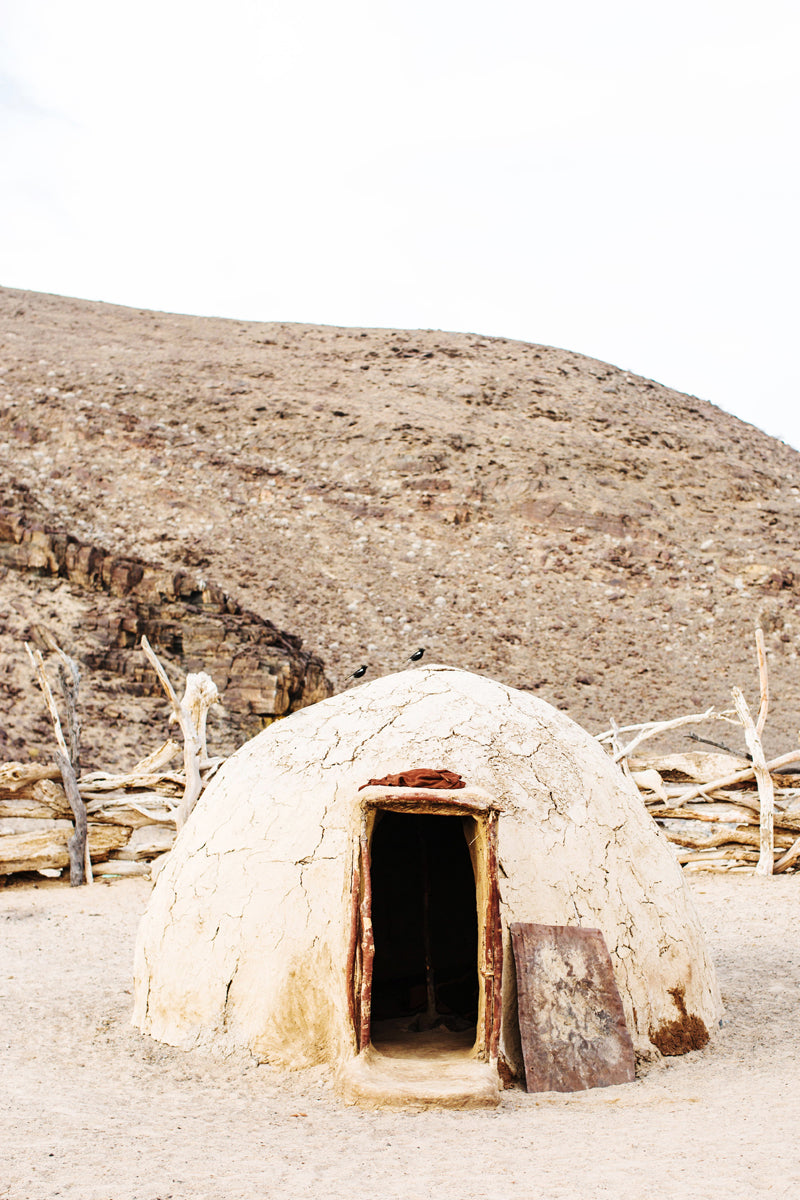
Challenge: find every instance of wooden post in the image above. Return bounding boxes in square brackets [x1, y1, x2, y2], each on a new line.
[358, 820, 374, 1051]
[418, 831, 437, 1030]
[40, 629, 83, 778]
[733, 685, 774, 876]
[755, 627, 769, 738]
[486, 810, 503, 1059]
[25, 643, 89, 886]
[140, 636, 220, 829]
[346, 857, 361, 1041]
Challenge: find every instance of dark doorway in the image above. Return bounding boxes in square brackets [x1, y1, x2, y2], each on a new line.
[369, 811, 479, 1037]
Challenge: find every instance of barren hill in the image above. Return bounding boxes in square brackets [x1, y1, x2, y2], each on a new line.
[1, 285, 799, 767]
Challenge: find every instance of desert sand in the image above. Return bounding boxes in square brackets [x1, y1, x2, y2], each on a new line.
[2, 871, 799, 1200]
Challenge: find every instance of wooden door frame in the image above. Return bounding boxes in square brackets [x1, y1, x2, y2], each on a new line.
[347, 788, 503, 1060]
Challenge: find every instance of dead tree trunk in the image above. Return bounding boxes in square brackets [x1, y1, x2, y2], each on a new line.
[26, 642, 89, 886]
[140, 636, 220, 829]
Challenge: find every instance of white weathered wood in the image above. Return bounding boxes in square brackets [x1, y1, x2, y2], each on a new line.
[666, 828, 793, 852]
[140, 636, 221, 829]
[25, 644, 70, 758]
[755, 627, 769, 738]
[595, 708, 729, 760]
[774, 836, 800, 873]
[0, 761, 61, 794]
[630, 768, 668, 801]
[111, 823, 176, 860]
[666, 750, 800, 808]
[0, 817, 73, 835]
[0, 823, 129, 875]
[79, 772, 184, 795]
[130, 739, 181, 775]
[95, 859, 153, 877]
[0, 780, 70, 820]
[629, 750, 751, 782]
[676, 847, 759, 864]
[732, 686, 774, 876]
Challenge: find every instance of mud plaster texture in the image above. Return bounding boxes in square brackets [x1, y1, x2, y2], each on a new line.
[2, 286, 800, 773]
[133, 666, 720, 1076]
[1, 872, 798, 1200]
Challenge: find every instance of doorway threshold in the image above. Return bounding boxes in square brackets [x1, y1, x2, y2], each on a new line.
[337, 1028, 500, 1109]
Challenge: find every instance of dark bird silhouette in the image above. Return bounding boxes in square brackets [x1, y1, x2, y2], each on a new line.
[347, 664, 369, 681]
[407, 647, 425, 664]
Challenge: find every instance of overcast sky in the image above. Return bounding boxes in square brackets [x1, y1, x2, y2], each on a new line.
[2, 1, 798, 448]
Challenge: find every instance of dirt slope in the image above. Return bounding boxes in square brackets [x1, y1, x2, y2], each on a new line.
[1, 285, 799, 766]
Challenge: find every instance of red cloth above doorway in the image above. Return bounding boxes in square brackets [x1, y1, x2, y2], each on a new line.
[358, 768, 466, 791]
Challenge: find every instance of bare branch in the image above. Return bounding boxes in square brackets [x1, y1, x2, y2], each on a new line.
[732, 686, 774, 876]
[25, 644, 69, 758]
[140, 635, 180, 712]
[755, 627, 769, 738]
[609, 708, 719, 763]
[138, 637, 220, 829]
[595, 708, 733, 749]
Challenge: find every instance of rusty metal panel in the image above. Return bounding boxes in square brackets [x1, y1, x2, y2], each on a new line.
[510, 922, 636, 1093]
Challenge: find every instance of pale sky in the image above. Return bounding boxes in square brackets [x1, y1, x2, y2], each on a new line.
[2, 1, 799, 448]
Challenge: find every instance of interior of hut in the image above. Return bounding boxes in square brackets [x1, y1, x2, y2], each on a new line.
[368, 811, 480, 1058]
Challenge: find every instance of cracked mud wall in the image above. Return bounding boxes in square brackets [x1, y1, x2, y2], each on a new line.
[132, 743, 354, 1067]
[489, 699, 721, 1070]
[133, 665, 721, 1071]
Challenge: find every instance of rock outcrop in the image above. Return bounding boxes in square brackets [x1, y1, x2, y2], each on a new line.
[0, 496, 331, 768]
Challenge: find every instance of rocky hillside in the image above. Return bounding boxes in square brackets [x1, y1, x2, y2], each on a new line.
[0, 489, 330, 767]
[1, 285, 799, 767]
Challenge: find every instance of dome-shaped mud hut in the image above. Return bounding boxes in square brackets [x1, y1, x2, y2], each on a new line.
[133, 665, 720, 1106]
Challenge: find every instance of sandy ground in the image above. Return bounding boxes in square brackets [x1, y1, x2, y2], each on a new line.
[2, 872, 800, 1200]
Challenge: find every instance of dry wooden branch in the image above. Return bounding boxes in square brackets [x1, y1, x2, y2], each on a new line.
[0, 762, 61, 794]
[130, 738, 181, 775]
[677, 848, 759, 865]
[755, 627, 769, 738]
[652, 806, 754, 825]
[665, 827, 794, 852]
[733, 685, 774, 876]
[0, 758, 223, 874]
[41, 629, 82, 774]
[651, 798, 800, 834]
[665, 750, 800, 808]
[597, 631, 799, 876]
[595, 708, 729, 748]
[25, 643, 90, 886]
[94, 859, 153, 877]
[0, 746, 225, 875]
[140, 636, 221, 828]
[630, 768, 668, 802]
[596, 708, 731, 763]
[0, 823, 128, 875]
[78, 770, 184, 795]
[774, 836, 800, 873]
